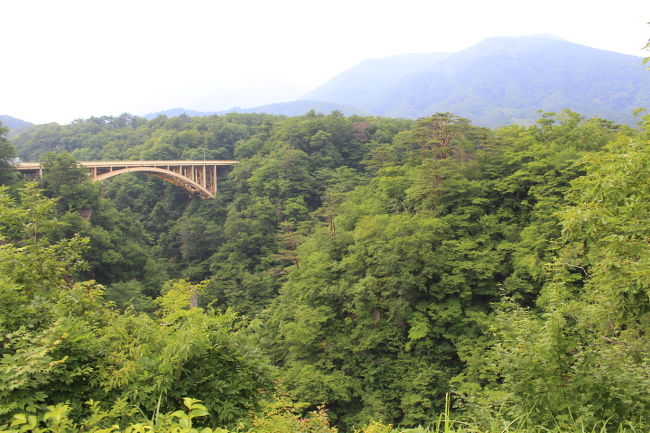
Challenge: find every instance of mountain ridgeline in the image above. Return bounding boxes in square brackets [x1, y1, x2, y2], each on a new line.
[2, 108, 650, 433]
[138, 36, 650, 128]
[6, 36, 648, 131]
[0, 114, 33, 136]
[305, 36, 650, 126]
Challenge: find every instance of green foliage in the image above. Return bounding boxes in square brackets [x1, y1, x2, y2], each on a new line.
[494, 111, 623, 303]
[40, 152, 99, 212]
[6, 395, 643, 433]
[13, 112, 410, 314]
[259, 112, 646, 429]
[0, 398, 226, 433]
[456, 134, 650, 431]
[0, 122, 18, 185]
[0, 187, 270, 428]
[260, 114, 509, 428]
[1, 397, 338, 433]
[0, 187, 101, 417]
[29, 152, 167, 293]
[8, 109, 650, 432]
[95, 280, 271, 425]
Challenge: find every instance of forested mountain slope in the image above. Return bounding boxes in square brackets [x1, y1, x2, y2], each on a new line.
[3, 110, 650, 432]
[302, 36, 650, 126]
[12, 112, 412, 314]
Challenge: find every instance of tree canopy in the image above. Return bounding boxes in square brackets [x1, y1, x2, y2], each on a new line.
[2, 110, 649, 432]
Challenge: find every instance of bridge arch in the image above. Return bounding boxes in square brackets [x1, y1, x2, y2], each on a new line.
[94, 167, 214, 199]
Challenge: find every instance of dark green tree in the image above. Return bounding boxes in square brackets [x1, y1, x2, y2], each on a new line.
[40, 152, 99, 212]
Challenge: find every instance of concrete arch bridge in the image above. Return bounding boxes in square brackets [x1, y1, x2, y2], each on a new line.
[16, 160, 238, 199]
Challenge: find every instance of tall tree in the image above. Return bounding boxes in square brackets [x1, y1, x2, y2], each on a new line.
[40, 152, 99, 212]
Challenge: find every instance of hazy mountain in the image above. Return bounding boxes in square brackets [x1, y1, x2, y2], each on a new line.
[303, 52, 451, 109]
[0, 115, 33, 136]
[302, 36, 650, 126]
[144, 108, 212, 120]
[145, 100, 367, 119]
[217, 100, 368, 116]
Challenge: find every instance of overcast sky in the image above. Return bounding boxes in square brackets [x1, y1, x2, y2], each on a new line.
[2, 0, 648, 124]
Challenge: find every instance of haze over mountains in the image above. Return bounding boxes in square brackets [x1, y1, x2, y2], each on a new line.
[0, 115, 33, 136]
[149, 35, 650, 127]
[143, 100, 368, 120]
[309, 35, 650, 125]
[4, 35, 650, 130]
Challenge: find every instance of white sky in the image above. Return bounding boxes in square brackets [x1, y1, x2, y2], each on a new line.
[1, 0, 648, 124]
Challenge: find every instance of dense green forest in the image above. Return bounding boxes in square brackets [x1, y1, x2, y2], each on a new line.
[0, 109, 649, 433]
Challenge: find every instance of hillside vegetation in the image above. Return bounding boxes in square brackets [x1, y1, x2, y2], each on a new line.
[0, 109, 649, 432]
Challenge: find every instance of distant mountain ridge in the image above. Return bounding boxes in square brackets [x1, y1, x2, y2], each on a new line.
[4, 36, 649, 128]
[302, 52, 452, 109]
[144, 100, 367, 120]
[144, 108, 212, 119]
[300, 36, 650, 126]
[0, 115, 33, 137]
[125, 36, 650, 127]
